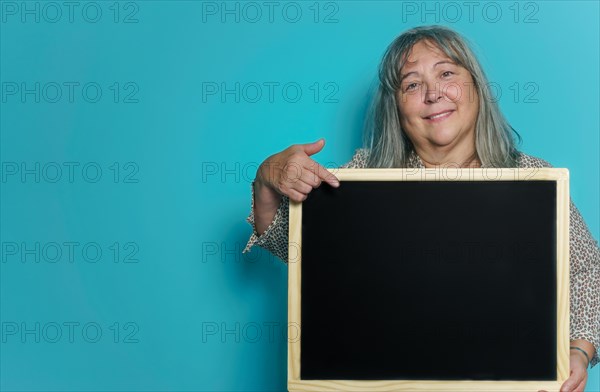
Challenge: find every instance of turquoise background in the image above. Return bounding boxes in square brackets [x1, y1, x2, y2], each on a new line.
[1, 1, 598, 391]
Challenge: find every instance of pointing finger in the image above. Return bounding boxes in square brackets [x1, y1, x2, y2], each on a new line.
[303, 160, 339, 188]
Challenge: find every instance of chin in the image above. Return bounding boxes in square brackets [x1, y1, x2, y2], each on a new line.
[428, 130, 460, 147]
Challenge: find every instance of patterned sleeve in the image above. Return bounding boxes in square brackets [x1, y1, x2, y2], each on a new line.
[242, 181, 290, 263]
[242, 148, 368, 263]
[569, 199, 600, 368]
[521, 154, 600, 368]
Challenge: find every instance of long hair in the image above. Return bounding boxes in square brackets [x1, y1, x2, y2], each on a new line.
[363, 25, 522, 168]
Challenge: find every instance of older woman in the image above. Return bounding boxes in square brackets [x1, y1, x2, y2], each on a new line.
[243, 25, 599, 391]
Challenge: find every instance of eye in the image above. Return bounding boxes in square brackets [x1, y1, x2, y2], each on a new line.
[404, 82, 419, 92]
[441, 71, 454, 78]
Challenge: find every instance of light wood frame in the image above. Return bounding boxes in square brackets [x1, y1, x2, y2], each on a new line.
[288, 168, 570, 392]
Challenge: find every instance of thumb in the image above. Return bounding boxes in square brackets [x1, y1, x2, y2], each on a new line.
[301, 138, 325, 156]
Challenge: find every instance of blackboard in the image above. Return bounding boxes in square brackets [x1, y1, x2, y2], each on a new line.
[288, 168, 570, 392]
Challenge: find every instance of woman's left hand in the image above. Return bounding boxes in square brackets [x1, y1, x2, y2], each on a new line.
[539, 351, 589, 392]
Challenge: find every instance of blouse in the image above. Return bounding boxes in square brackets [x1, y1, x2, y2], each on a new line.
[243, 148, 600, 368]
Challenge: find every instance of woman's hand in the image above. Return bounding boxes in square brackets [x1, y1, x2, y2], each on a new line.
[256, 139, 340, 203]
[252, 139, 340, 235]
[538, 351, 589, 392]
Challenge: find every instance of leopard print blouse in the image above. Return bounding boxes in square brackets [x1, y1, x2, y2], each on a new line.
[243, 148, 600, 368]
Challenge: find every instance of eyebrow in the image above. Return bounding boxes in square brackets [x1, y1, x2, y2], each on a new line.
[399, 61, 457, 83]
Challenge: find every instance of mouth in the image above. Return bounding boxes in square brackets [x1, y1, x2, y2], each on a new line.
[423, 110, 454, 122]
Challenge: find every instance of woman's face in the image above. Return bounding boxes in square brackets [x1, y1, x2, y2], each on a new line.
[396, 40, 479, 154]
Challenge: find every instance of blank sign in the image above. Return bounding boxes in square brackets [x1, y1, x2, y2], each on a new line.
[288, 168, 570, 392]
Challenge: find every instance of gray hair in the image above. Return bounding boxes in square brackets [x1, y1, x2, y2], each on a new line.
[363, 25, 521, 168]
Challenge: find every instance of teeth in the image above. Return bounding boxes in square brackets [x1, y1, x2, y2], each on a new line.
[428, 111, 451, 119]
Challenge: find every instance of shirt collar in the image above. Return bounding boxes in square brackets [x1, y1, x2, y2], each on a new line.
[407, 150, 425, 168]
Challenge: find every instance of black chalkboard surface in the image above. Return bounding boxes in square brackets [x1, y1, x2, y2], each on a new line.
[287, 169, 570, 392]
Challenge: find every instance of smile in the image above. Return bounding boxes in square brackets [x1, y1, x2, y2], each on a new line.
[424, 110, 454, 122]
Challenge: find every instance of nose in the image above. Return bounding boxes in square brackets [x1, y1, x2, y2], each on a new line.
[423, 82, 442, 104]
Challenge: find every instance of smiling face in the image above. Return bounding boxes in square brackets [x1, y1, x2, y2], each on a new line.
[396, 40, 480, 163]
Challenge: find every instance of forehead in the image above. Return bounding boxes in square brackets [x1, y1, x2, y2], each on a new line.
[402, 40, 451, 69]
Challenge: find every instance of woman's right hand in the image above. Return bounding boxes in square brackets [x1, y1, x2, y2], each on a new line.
[252, 139, 340, 236]
[256, 138, 340, 203]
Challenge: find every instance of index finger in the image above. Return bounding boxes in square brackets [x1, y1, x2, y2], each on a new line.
[303, 159, 340, 187]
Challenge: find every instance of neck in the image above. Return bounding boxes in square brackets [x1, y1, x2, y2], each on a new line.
[416, 146, 481, 168]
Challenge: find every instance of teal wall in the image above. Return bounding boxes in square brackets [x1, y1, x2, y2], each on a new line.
[1, 1, 598, 391]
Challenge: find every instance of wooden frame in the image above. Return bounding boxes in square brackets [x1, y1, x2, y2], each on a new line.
[288, 168, 570, 392]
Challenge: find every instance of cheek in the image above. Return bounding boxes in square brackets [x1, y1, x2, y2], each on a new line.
[397, 94, 421, 119]
[462, 89, 479, 117]
[442, 82, 463, 102]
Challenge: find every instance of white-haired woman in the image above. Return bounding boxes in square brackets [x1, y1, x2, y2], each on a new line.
[243, 25, 599, 391]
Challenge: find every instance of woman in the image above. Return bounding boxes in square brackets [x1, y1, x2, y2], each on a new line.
[243, 25, 599, 390]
